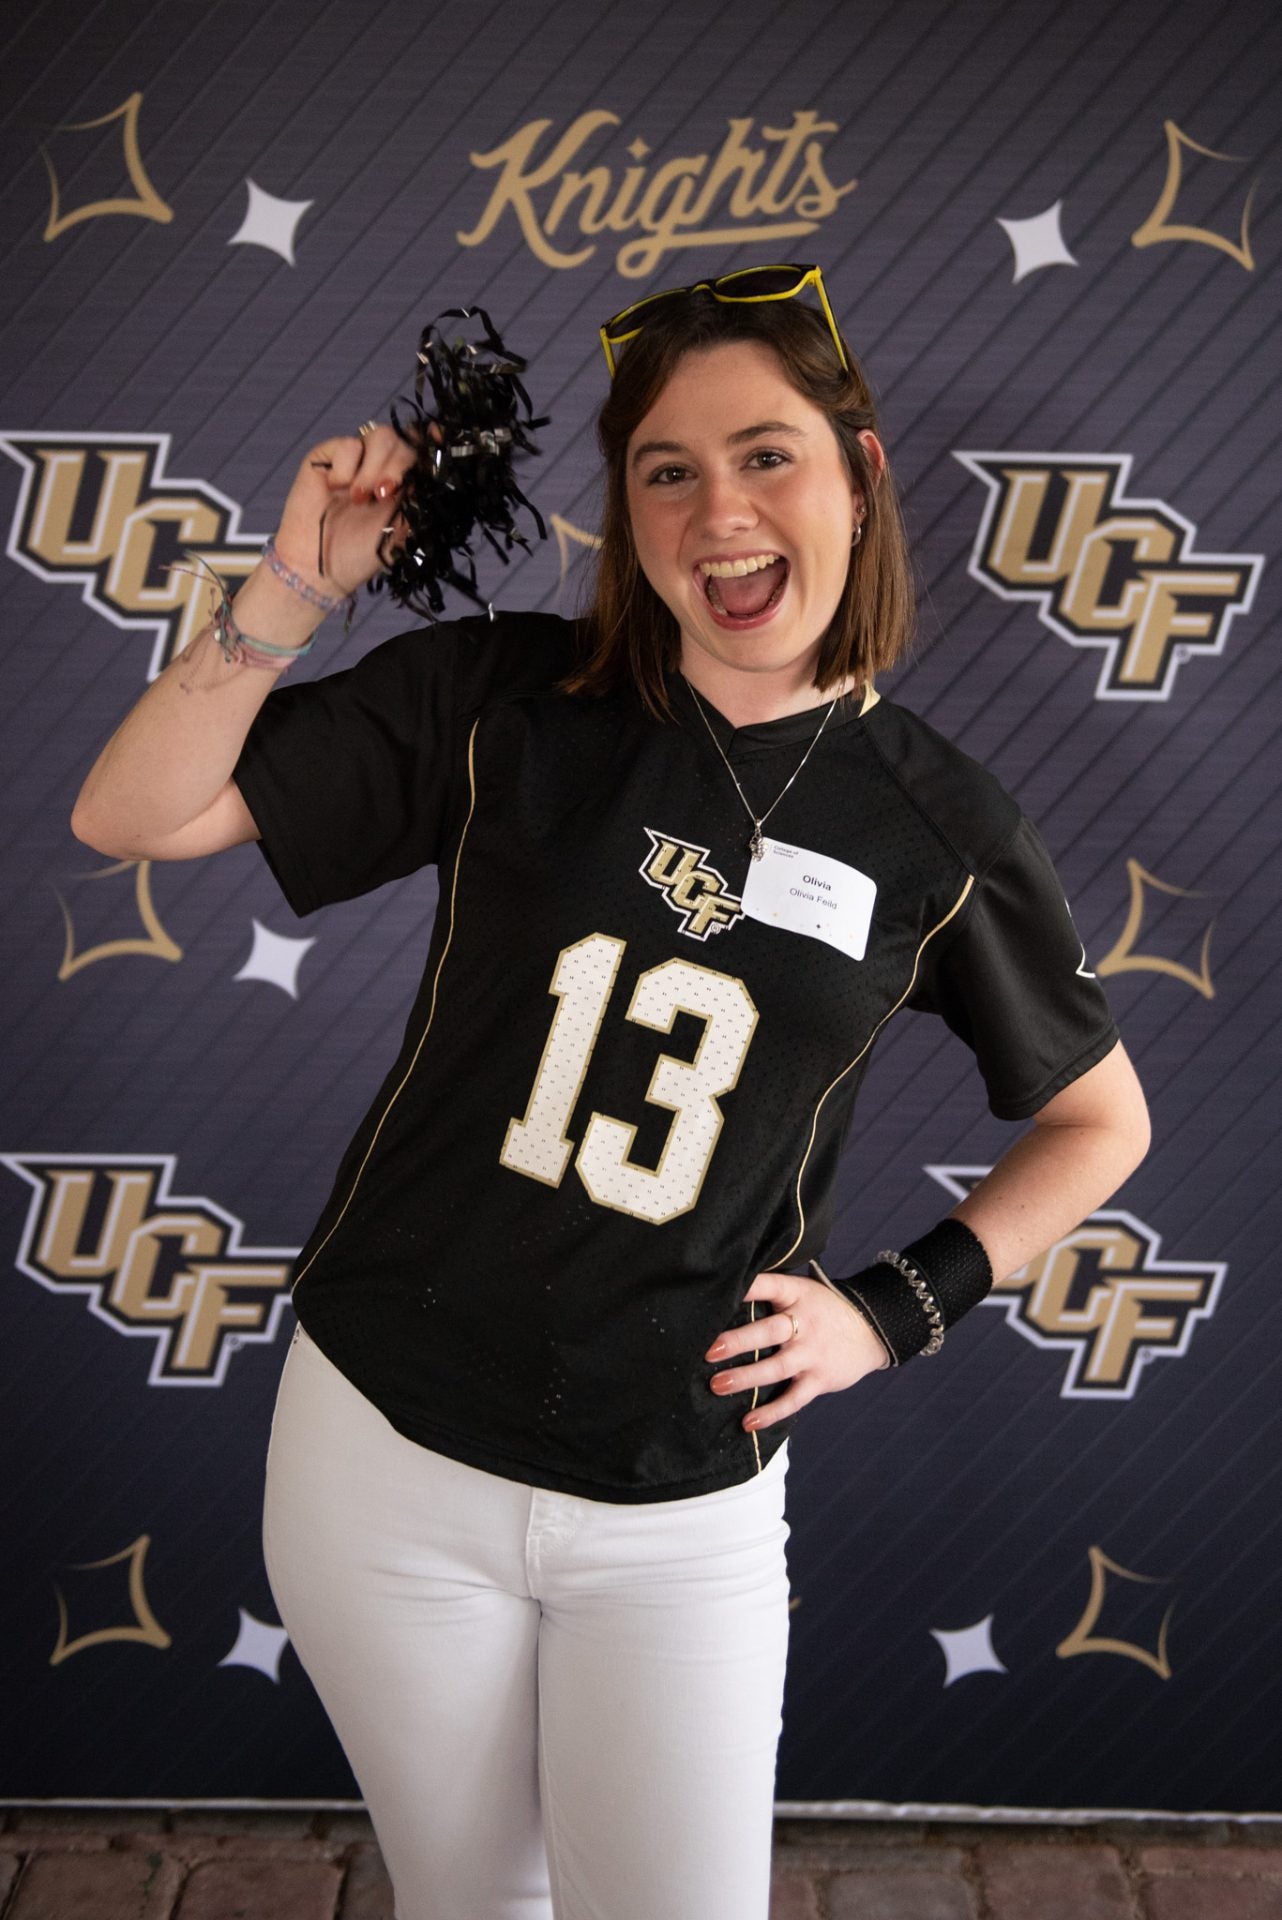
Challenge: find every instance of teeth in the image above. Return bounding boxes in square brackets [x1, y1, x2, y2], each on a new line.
[699, 553, 780, 579]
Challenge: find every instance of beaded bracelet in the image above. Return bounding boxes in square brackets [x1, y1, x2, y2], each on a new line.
[261, 538, 355, 620]
[823, 1220, 993, 1367]
[877, 1250, 945, 1355]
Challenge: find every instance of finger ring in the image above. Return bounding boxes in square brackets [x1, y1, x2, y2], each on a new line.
[357, 420, 379, 439]
[787, 1313, 800, 1343]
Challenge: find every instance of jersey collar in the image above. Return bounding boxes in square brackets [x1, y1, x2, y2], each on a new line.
[672, 677, 876, 756]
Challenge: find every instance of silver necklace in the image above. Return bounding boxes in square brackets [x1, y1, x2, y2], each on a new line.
[685, 681, 841, 860]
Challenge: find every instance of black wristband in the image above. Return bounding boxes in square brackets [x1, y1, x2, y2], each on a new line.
[833, 1219, 993, 1366]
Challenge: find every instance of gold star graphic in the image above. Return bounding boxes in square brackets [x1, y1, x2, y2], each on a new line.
[50, 1533, 172, 1665]
[550, 511, 601, 586]
[1096, 859, 1215, 998]
[1056, 1545, 1175, 1678]
[40, 91, 173, 243]
[54, 859, 183, 980]
[1131, 120, 1259, 270]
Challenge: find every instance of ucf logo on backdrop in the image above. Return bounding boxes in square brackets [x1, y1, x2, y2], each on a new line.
[930, 1167, 1224, 1398]
[957, 452, 1261, 700]
[2, 1153, 295, 1385]
[0, 432, 262, 679]
[1001, 1214, 1224, 1397]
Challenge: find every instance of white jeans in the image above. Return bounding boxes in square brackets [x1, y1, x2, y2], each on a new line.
[263, 1327, 791, 1920]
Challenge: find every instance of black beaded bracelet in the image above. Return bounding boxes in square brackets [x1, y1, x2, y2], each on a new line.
[827, 1219, 994, 1367]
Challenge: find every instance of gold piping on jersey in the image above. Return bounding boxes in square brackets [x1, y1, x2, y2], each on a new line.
[290, 720, 482, 1295]
[770, 873, 976, 1276]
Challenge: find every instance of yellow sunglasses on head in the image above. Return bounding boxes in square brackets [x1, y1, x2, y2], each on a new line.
[599, 263, 849, 377]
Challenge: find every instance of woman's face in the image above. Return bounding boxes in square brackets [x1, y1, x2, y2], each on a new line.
[625, 340, 881, 696]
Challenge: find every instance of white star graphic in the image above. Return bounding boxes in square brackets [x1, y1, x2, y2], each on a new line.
[234, 919, 316, 998]
[930, 1613, 1009, 1687]
[996, 200, 1077, 283]
[218, 1608, 290, 1682]
[228, 178, 314, 266]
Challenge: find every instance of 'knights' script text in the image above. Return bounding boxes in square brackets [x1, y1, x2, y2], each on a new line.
[457, 110, 856, 277]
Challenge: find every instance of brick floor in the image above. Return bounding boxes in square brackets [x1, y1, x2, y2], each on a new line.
[1, 1809, 1281, 1917]
[770, 1869, 822, 1919]
[826, 1866, 980, 1918]
[6, 1848, 184, 1920]
[2, 1822, 109, 1854]
[1144, 1882, 1282, 1919]
[1137, 1847, 1282, 1920]
[978, 1840, 1136, 1918]
[174, 1858, 342, 1920]
[336, 1843, 395, 1920]
[1140, 1848, 1282, 1878]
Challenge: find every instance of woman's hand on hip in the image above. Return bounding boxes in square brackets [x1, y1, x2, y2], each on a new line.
[704, 1271, 889, 1433]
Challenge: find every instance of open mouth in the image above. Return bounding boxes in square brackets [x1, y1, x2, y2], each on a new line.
[698, 555, 789, 626]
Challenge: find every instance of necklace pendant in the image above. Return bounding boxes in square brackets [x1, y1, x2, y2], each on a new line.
[749, 824, 765, 861]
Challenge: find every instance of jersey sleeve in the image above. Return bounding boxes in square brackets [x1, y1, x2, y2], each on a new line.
[909, 815, 1120, 1120]
[232, 623, 465, 916]
[232, 613, 573, 917]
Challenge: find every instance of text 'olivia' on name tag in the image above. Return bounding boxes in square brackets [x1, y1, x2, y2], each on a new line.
[740, 838, 877, 962]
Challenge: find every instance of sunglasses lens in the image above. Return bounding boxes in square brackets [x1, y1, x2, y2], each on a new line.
[603, 287, 689, 341]
[600, 264, 844, 376]
[713, 265, 811, 297]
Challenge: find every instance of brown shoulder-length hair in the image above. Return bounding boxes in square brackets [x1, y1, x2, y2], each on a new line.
[563, 292, 915, 718]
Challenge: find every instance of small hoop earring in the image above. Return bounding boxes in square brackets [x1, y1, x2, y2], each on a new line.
[851, 521, 864, 548]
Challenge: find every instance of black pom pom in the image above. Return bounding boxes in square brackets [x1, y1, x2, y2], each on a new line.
[370, 306, 548, 621]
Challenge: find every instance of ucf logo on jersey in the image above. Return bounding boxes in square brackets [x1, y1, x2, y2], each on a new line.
[640, 830, 744, 940]
[930, 1167, 1223, 1398]
[0, 432, 263, 680]
[2, 1153, 296, 1385]
[956, 451, 1261, 700]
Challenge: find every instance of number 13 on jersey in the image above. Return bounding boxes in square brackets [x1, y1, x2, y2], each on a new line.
[500, 933, 759, 1226]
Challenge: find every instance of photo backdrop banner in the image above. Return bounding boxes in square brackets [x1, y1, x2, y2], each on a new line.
[1, 0, 1278, 1816]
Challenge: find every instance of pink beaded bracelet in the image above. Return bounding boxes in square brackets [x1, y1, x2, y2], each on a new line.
[261, 538, 355, 620]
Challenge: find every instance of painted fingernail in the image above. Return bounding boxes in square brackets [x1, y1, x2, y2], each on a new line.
[744, 1414, 761, 1430]
[706, 1340, 727, 1359]
[711, 1373, 733, 1393]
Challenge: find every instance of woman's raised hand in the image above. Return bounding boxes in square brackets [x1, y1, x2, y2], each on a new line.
[273, 424, 421, 596]
[71, 422, 426, 864]
[704, 1270, 890, 1433]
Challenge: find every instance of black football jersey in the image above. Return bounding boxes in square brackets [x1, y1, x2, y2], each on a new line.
[234, 614, 1118, 1502]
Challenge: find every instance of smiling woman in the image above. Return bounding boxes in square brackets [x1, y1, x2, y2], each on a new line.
[569, 284, 914, 722]
[70, 266, 1148, 1920]
[624, 345, 872, 708]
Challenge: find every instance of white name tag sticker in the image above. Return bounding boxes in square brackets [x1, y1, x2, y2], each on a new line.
[740, 838, 877, 962]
